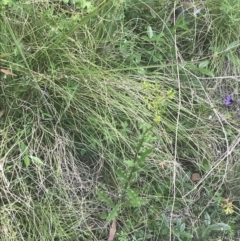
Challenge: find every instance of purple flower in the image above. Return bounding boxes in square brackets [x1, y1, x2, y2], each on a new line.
[225, 95, 233, 106]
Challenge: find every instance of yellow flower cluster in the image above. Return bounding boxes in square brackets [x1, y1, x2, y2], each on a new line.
[222, 199, 234, 215]
[142, 82, 175, 124]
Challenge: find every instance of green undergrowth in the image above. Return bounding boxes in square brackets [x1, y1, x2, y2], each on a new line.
[1, 0, 240, 240]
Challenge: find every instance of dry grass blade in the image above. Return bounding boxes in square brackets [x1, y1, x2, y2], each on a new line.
[108, 220, 117, 241]
[181, 2, 195, 8]
[0, 110, 4, 117]
[0, 53, 12, 58]
[0, 68, 17, 76]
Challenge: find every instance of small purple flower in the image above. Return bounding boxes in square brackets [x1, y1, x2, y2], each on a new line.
[225, 95, 233, 106]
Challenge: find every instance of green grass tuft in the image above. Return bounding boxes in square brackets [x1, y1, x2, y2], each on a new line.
[1, 0, 240, 240]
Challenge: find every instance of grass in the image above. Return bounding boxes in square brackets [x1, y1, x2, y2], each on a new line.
[1, 0, 240, 240]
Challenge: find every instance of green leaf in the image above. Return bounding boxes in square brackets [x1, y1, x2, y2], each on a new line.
[128, 172, 139, 185]
[204, 211, 211, 226]
[227, 54, 240, 65]
[153, 115, 161, 124]
[97, 191, 114, 207]
[3, 0, 13, 5]
[123, 159, 135, 168]
[147, 25, 153, 39]
[150, 8, 157, 18]
[125, 189, 147, 207]
[152, 54, 162, 63]
[98, 212, 108, 220]
[198, 68, 214, 77]
[198, 60, 209, 68]
[20, 142, 28, 153]
[24, 156, 31, 167]
[180, 223, 185, 232]
[141, 35, 150, 41]
[29, 156, 44, 166]
[116, 168, 128, 183]
[176, 218, 182, 229]
[180, 232, 193, 239]
[107, 203, 121, 221]
[226, 40, 240, 51]
[20, 142, 30, 167]
[209, 46, 224, 53]
[202, 159, 210, 171]
[137, 67, 145, 75]
[167, 88, 175, 99]
[207, 223, 231, 231]
[137, 148, 153, 166]
[82, 1, 94, 13]
[134, 52, 141, 64]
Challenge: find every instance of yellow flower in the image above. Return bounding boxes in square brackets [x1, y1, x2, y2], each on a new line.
[224, 205, 234, 214]
[153, 115, 161, 124]
[222, 199, 234, 215]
